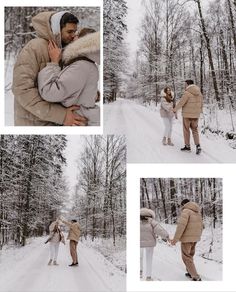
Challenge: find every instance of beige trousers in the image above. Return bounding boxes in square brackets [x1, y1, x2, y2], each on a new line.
[70, 240, 78, 264]
[183, 118, 200, 145]
[181, 242, 199, 279]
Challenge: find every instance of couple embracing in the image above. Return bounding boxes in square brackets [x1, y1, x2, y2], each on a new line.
[160, 80, 203, 155]
[12, 11, 100, 126]
[140, 199, 203, 281]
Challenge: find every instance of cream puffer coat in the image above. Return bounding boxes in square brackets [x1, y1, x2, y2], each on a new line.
[38, 32, 100, 126]
[12, 11, 68, 126]
[160, 89, 175, 119]
[62, 220, 81, 242]
[174, 85, 203, 118]
[173, 202, 203, 243]
[140, 208, 169, 248]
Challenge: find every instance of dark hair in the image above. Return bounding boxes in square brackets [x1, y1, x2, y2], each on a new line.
[60, 13, 79, 29]
[71, 219, 77, 223]
[181, 199, 190, 206]
[163, 87, 173, 103]
[140, 215, 152, 221]
[185, 79, 194, 86]
[78, 28, 96, 38]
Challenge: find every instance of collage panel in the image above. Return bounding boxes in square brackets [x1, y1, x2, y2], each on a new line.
[0, 134, 126, 292]
[140, 178, 222, 282]
[103, 0, 236, 163]
[5, 5, 101, 128]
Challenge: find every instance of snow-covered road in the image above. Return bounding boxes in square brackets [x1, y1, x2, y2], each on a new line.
[0, 238, 126, 292]
[104, 99, 236, 163]
[141, 240, 222, 281]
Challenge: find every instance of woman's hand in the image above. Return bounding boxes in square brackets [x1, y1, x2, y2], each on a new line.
[48, 40, 61, 64]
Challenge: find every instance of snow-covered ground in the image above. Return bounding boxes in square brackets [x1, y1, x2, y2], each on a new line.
[104, 99, 236, 163]
[0, 237, 126, 292]
[140, 224, 222, 281]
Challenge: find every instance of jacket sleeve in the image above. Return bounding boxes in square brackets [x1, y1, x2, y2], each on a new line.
[161, 98, 172, 111]
[173, 210, 190, 242]
[151, 220, 169, 239]
[12, 41, 66, 125]
[174, 91, 189, 111]
[38, 62, 89, 107]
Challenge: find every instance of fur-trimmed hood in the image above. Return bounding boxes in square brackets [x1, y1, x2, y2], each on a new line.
[140, 208, 155, 219]
[62, 31, 100, 65]
[161, 89, 174, 99]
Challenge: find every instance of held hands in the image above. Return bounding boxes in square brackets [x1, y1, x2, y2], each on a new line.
[48, 40, 61, 64]
[170, 239, 177, 246]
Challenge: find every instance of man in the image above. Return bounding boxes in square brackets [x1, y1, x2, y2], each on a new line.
[12, 11, 87, 126]
[171, 199, 203, 281]
[173, 80, 203, 155]
[60, 217, 81, 266]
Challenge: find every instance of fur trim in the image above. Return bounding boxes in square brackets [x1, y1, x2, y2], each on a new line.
[161, 89, 174, 98]
[140, 208, 155, 219]
[62, 31, 100, 64]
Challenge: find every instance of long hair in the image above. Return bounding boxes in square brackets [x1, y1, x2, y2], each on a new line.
[163, 87, 173, 103]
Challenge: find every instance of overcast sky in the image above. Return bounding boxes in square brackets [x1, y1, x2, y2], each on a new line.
[64, 135, 85, 192]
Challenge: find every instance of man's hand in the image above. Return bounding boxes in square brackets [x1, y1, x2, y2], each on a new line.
[172, 108, 176, 113]
[48, 40, 61, 64]
[63, 105, 88, 126]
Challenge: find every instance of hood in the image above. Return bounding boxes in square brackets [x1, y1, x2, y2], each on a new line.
[161, 89, 174, 99]
[62, 31, 100, 65]
[186, 84, 201, 96]
[140, 208, 155, 219]
[183, 202, 200, 213]
[32, 11, 68, 47]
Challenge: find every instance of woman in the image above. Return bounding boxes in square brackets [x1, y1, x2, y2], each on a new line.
[46, 219, 65, 266]
[160, 87, 175, 146]
[38, 28, 100, 126]
[140, 208, 169, 281]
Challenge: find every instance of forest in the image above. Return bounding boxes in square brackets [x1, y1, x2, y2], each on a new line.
[140, 178, 223, 227]
[0, 135, 126, 249]
[104, 0, 236, 142]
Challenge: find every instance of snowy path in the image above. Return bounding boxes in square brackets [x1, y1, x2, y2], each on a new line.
[0, 238, 125, 292]
[141, 241, 222, 281]
[104, 99, 236, 163]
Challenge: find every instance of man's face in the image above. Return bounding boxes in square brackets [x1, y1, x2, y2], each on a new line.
[61, 23, 77, 45]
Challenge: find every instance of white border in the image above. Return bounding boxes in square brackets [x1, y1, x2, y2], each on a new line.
[127, 163, 236, 291]
[1, 0, 103, 134]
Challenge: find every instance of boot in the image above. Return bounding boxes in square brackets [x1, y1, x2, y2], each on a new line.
[162, 137, 167, 145]
[140, 270, 143, 278]
[48, 259, 52, 265]
[167, 138, 174, 146]
[180, 145, 191, 152]
[196, 144, 202, 155]
[185, 272, 192, 279]
[53, 260, 59, 265]
[146, 276, 153, 281]
[192, 277, 202, 281]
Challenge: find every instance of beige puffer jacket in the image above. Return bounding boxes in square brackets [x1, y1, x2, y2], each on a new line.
[140, 208, 169, 248]
[12, 11, 68, 126]
[160, 89, 175, 119]
[38, 32, 100, 126]
[174, 85, 203, 118]
[62, 220, 81, 242]
[173, 202, 203, 243]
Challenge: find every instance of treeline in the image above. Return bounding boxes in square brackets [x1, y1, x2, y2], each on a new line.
[5, 6, 100, 56]
[0, 135, 68, 248]
[71, 135, 126, 246]
[103, 0, 128, 102]
[127, 0, 236, 112]
[140, 178, 223, 228]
